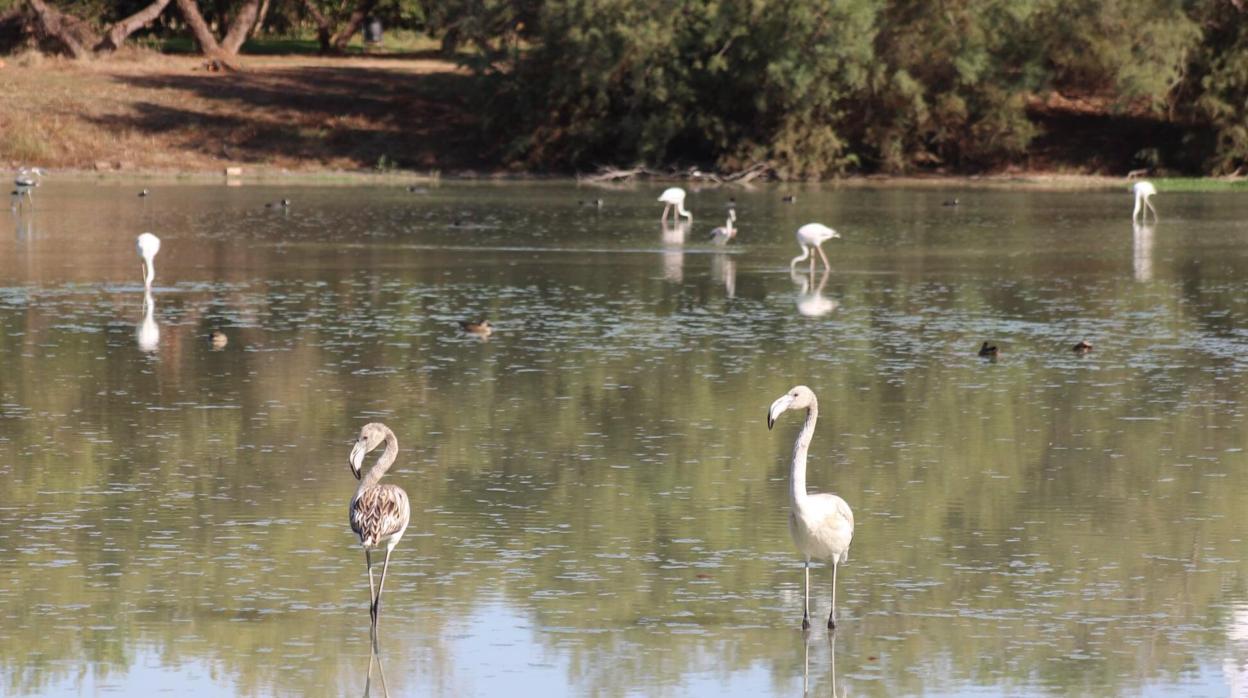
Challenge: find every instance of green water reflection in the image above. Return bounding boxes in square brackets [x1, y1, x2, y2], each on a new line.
[1, 182, 1247, 696]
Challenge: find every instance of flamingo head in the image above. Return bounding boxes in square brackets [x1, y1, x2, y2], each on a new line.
[349, 422, 389, 479]
[768, 385, 817, 429]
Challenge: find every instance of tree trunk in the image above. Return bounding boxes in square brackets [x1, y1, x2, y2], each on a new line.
[25, 0, 94, 59]
[329, 0, 378, 52]
[174, 0, 224, 55]
[252, 0, 271, 36]
[95, 0, 173, 53]
[300, 0, 334, 54]
[220, 0, 261, 55]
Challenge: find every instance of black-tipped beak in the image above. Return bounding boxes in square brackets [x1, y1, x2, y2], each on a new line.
[767, 413, 776, 430]
[349, 441, 365, 480]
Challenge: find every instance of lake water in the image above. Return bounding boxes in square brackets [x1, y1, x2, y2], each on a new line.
[2, 181, 1247, 697]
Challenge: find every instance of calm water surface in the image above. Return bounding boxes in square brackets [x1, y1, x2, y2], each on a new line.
[2, 182, 1247, 697]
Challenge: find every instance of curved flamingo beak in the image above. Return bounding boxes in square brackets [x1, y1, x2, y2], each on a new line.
[349, 440, 366, 480]
[768, 394, 794, 430]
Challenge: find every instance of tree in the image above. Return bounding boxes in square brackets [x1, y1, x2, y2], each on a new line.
[174, 0, 261, 59]
[23, 0, 173, 57]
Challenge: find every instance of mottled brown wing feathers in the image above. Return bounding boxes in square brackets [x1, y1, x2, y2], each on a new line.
[350, 483, 410, 547]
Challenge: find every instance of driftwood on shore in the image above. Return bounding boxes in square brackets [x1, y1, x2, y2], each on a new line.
[579, 162, 774, 185]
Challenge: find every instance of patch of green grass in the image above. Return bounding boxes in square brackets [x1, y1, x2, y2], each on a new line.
[1151, 177, 1248, 192]
[156, 31, 443, 57]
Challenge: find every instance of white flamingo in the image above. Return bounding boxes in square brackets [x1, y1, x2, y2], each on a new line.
[1132, 181, 1158, 222]
[768, 386, 855, 629]
[349, 423, 412, 640]
[137, 232, 161, 292]
[658, 187, 692, 224]
[791, 224, 840, 273]
[708, 209, 737, 245]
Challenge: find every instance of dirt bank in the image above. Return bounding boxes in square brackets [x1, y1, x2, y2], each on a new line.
[0, 51, 487, 174]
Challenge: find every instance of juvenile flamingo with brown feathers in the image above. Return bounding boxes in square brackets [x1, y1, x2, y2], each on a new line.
[349, 423, 412, 640]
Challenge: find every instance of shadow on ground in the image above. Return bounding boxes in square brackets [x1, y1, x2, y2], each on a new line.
[92, 63, 491, 171]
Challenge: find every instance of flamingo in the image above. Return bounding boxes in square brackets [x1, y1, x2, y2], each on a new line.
[1132, 181, 1158, 222]
[349, 423, 412, 640]
[768, 386, 855, 629]
[790, 223, 839, 272]
[136, 232, 161, 292]
[12, 167, 44, 209]
[658, 187, 692, 224]
[708, 209, 737, 245]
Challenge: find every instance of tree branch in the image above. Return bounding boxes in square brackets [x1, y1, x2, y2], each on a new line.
[25, 0, 94, 59]
[96, 0, 172, 53]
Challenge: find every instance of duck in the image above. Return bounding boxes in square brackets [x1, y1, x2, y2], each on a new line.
[978, 342, 1000, 358]
[138, 189, 150, 197]
[265, 199, 290, 209]
[782, 195, 797, 203]
[1072, 340, 1093, 353]
[209, 330, 228, 349]
[459, 319, 493, 337]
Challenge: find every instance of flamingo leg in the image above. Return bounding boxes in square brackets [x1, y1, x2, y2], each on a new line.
[1146, 198, 1158, 221]
[816, 244, 831, 272]
[828, 559, 839, 629]
[365, 549, 377, 629]
[661, 204, 670, 224]
[802, 560, 812, 630]
[372, 547, 394, 636]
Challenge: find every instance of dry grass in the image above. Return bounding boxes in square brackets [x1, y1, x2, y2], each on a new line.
[0, 49, 487, 174]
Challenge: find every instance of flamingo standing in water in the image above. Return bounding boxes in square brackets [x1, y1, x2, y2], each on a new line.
[768, 385, 855, 630]
[349, 423, 412, 640]
[658, 187, 692, 224]
[708, 209, 737, 245]
[137, 232, 161, 292]
[790, 223, 839, 272]
[12, 167, 45, 209]
[1132, 181, 1158, 222]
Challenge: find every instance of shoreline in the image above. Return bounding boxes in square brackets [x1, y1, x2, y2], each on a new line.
[25, 168, 1248, 191]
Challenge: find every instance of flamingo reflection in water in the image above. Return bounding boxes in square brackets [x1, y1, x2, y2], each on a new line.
[661, 219, 689, 282]
[364, 650, 390, 697]
[137, 290, 159, 353]
[792, 269, 837, 318]
[803, 629, 841, 697]
[711, 253, 736, 299]
[1133, 221, 1155, 282]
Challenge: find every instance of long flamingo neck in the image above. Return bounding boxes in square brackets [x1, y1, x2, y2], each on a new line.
[790, 401, 818, 504]
[677, 202, 691, 219]
[362, 429, 398, 488]
[790, 246, 811, 268]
